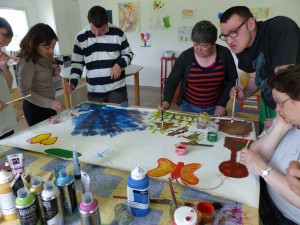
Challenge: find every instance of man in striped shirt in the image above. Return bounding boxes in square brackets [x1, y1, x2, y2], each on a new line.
[68, 6, 134, 104]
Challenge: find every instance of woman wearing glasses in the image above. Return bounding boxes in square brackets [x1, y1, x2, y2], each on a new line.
[159, 20, 238, 116]
[219, 6, 300, 133]
[240, 65, 300, 225]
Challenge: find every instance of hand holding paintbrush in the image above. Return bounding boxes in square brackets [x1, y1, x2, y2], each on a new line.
[238, 137, 252, 165]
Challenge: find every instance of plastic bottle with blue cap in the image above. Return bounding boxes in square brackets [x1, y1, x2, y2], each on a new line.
[127, 165, 150, 216]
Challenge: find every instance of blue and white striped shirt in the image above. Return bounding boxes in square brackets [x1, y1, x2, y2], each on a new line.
[70, 24, 134, 97]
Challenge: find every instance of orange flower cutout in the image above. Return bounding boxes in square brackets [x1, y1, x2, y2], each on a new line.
[148, 158, 201, 186]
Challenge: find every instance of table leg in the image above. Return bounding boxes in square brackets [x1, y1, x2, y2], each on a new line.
[61, 77, 71, 109]
[134, 72, 140, 106]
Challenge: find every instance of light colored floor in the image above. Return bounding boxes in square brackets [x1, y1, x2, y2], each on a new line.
[15, 85, 179, 132]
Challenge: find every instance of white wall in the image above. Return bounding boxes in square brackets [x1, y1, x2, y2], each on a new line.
[78, 0, 300, 88]
[1, 0, 300, 88]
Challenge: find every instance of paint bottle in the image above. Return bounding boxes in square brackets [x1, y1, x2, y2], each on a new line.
[173, 206, 197, 225]
[79, 192, 101, 225]
[0, 170, 18, 221]
[29, 176, 46, 224]
[72, 145, 81, 180]
[15, 187, 41, 225]
[55, 168, 77, 215]
[127, 165, 150, 216]
[41, 181, 64, 225]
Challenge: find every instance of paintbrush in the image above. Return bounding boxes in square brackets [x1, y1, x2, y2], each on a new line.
[169, 177, 178, 209]
[231, 79, 238, 123]
[6, 94, 31, 104]
[245, 138, 251, 148]
[69, 77, 74, 116]
[160, 95, 164, 127]
[112, 195, 194, 206]
[187, 143, 214, 147]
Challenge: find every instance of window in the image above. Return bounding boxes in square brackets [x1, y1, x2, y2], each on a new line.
[0, 8, 28, 52]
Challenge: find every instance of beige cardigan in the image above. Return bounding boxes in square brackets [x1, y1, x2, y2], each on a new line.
[0, 71, 17, 136]
[17, 57, 56, 109]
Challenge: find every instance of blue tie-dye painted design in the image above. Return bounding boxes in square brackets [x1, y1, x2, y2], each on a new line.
[253, 52, 273, 102]
[71, 103, 148, 137]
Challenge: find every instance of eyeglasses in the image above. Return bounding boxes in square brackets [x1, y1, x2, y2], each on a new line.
[219, 19, 248, 41]
[275, 98, 291, 107]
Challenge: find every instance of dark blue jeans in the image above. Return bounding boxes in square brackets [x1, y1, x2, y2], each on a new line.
[179, 98, 216, 115]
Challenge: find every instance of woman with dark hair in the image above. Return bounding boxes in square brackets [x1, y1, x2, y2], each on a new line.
[17, 23, 64, 126]
[159, 20, 238, 116]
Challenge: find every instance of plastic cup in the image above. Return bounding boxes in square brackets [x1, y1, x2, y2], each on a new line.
[197, 112, 210, 129]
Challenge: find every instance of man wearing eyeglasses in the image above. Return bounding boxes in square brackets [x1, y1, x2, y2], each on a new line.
[68, 6, 134, 105]
[219, 6, 300, 133]
[0, 17, 17, 139]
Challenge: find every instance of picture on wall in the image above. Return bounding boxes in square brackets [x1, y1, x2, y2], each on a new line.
[250, 7, 270, 20]
[178, 26, 192, 42]
[118, 2, 138, 32]
[150, 0, 172, 30]
[140, 32, 151, 47]
[107, 10, 113, 24]
[182, 9, 195, 19]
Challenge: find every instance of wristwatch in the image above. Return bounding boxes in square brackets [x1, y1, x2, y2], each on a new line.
[261, 167, 272, 178]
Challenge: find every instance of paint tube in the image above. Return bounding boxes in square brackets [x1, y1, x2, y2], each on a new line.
[7, 153, 24, 176]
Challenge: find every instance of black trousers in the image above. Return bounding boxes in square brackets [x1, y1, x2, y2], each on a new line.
[23, 100, 57, 127]
[259, 178, 297, 225]
[87, 88, 128, 104]
[0, 130, 14, 140]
